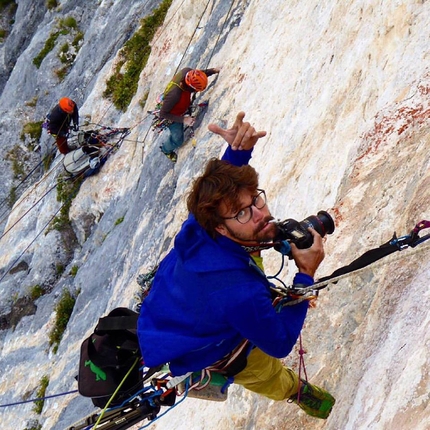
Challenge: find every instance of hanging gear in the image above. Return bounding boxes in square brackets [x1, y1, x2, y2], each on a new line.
[62, 126, 130, 177]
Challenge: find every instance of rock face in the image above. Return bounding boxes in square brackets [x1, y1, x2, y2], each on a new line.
[0, 1, 429, 429]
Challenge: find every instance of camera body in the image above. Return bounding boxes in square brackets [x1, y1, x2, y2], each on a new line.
[275, 210, 335, 249]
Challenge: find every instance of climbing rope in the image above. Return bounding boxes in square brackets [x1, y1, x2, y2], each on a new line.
[0, 147, 61, 225]
[203, 0, 237, 69]
[0, 182, 58, 241]
[0, 201, 66, 284]
[174, 0, 212, 74]
[0, 390, 78, 409]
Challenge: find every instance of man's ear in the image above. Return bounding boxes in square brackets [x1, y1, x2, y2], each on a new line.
[215, 224, 228, 237]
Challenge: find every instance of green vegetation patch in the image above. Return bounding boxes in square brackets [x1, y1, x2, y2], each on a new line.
[51, 174, 84, 232]
[0, 0, 15, 8]
[46, 0, 58, 9]
[103, 0, 173, 111]
[20, 121, 43, 149]
[5, 145, 28, 179]
[115, 216, 124, 225]
[32, 375, 49, 414]
[29, 284, 45, 301]
[33, 16, 83, 70]
[33, 31, 60, 68]
[48, 289, 79, 353]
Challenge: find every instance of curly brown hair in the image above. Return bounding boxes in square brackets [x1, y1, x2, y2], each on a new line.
[187, 159, 259, 238]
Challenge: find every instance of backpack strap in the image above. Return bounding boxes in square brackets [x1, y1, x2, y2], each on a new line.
[96, 314, 139, 333]
[95, 307, 139, 333]
[94, 308, 140, 353]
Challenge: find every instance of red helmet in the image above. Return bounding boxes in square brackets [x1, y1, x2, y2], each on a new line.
[59, 97, 76, 114]
[185, 70, 208, 91]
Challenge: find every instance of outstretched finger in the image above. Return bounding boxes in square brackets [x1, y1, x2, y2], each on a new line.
[232, 111, 246, 129]
[207, 123, 224, 136]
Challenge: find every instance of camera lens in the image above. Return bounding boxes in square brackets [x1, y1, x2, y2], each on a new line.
[300, 210, 335, 238]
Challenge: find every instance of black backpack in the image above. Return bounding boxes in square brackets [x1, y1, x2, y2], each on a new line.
[78, 308, 143, 408]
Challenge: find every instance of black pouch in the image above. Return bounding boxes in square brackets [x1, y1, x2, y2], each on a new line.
[78, 308, 143, 408]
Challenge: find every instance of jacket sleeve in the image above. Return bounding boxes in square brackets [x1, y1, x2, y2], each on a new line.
[213, 275, 309, 359]
[202, 68, 219, 77]
[221, 146, 253, 166]
[72, 105, 79, 127]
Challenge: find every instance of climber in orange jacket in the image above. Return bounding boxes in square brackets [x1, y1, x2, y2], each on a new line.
[46, 97, 79, 154]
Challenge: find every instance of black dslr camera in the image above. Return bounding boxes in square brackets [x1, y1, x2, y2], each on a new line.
[275, 210, 335, 249]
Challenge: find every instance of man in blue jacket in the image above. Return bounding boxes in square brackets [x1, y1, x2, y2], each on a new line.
[137, 112, 335, 419]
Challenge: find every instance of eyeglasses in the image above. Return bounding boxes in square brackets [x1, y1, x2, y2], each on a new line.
[222, 189, 266, 224]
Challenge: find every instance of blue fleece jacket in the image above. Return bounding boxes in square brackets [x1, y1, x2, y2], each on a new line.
[137, 146, 311, 375]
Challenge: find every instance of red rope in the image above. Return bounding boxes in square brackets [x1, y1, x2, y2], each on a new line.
[296, 334, 308, 404]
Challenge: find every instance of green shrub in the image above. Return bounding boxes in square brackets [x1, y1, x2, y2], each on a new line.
[29, 285, 44, 301]
[33, 31, 60, 68]
[103, 0, 173, 111]
[48, 289, 79, 353]
[8, 186, 17, 207]
[33, 16, 81, 69]
[32, 375, 49, 414]
[0, 0, 15, 8]
[59, 16, 77, 30]
[46, 0, 58, 10]
[51, 175, 83, 231]
[54, 66, 68, 81]
[6, 145, 27, 179]
[21, 121, 43, 142]
[55, 263, 65, 275]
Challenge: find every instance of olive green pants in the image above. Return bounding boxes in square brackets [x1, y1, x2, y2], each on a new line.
[233, 347, 299, 400]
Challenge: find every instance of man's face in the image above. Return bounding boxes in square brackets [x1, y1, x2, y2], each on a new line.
[215, 189, 277, 244]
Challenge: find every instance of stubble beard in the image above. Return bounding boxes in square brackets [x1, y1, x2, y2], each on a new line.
[224, 216, 277, 244]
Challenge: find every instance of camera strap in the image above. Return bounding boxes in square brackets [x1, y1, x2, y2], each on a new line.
[272, 220, 430, 297]
[317, 220, 430, 285]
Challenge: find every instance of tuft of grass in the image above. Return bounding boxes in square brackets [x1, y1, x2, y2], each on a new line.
[25, 96, 38, 107]
[59, 16, 77, 30]
[33, 31, 60, 68]
[48, 289, 79, 353]
[20, 121, 43, 143]
[8, 185, 17, 207]
[29, 285, 45, 301]
[32, 375, 49, 414]
[51, 175, 83, 232]
[115, 216, 124, 225]
[70, 265, 78, 276]
[103, 0, 173, 111]
[46, 0, 58, 9]
[54, 66, 68, 81]
[33, 16, 81, 69]
[6, 145, 28, 179]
